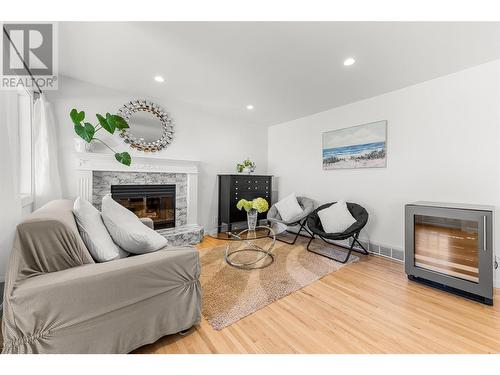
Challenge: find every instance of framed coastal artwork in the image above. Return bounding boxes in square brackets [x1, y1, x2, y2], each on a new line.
[322, 120, 387, 170]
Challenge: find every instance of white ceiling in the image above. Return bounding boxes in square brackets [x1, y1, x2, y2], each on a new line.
[59, 22, 500, 127]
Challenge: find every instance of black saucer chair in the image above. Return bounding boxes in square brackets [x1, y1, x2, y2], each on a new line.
[306, 202, 369, 263]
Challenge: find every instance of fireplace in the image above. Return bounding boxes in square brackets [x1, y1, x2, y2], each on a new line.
[405, 202, 494, 305]
[111, 184, 176, 229]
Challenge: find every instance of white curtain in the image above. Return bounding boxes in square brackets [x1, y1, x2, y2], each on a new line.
[0, 91, 22, 280]
[33, 94, 62, 209]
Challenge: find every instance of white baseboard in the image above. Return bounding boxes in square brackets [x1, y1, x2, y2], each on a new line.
[369, 250, 404, 263]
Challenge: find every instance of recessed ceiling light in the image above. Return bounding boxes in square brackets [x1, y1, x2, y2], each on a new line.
[343, 57, 356, 66]
[154, 75, 165, 83]
[246, 104, 254, 110]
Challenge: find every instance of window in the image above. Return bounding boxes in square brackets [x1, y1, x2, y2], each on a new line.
[17, 87, 34, 204]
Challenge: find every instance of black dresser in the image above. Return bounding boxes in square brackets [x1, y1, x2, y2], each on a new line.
[218, 174, 273, 230]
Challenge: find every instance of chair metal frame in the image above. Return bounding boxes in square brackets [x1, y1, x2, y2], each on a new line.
[306, 230, 368, 264]
[272, 218, 313, 245]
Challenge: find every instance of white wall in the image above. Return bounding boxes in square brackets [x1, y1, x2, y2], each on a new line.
[47, 77, 268, 229]
[268, 60, 500, 286]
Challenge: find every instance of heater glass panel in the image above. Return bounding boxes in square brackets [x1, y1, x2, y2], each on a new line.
[414, 215, 479, 283]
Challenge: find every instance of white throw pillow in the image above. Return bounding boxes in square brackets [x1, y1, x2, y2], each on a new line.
[73, 197, 129, 262]
[275, 193, 304, 222]
[101, 194, 168, 254]
[101, 194, 167, 254]
[317, 201, 357, 234]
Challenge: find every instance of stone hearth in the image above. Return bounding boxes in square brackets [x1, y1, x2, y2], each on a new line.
[157, 224, 204, 246]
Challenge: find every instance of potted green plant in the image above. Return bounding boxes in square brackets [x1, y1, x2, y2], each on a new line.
[236, 158, 256, 174]
[70, 108, 132, 166]
[236, 197, 269, 231]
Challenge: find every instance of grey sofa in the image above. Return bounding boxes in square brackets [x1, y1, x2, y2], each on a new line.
[1, 200, 201, 354]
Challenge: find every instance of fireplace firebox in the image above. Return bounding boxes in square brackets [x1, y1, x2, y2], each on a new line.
[111, 184, 175, 229]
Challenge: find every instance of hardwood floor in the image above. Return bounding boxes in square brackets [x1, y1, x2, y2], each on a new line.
[134, 237, 500, 354]
[2, 237, 499, 354]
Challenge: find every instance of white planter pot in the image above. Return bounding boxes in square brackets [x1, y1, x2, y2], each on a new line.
[74, 138, 94, 153]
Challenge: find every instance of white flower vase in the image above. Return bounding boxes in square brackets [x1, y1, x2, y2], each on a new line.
[247, 209, 258, 231]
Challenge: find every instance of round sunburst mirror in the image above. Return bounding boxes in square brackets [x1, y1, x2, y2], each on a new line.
[117, 99, 174, 152]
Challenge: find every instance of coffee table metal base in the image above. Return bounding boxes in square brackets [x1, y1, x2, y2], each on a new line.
[225, 248, 275, 269]
[223, 226, 276, 270]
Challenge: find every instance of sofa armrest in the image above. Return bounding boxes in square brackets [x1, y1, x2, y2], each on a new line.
[139, 217, 154, 229]
[9, 247, 200, 337]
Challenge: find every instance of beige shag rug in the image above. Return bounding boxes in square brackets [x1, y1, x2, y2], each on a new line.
[200, 236, 358, 330]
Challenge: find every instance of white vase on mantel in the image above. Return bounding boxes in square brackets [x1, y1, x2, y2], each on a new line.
[74, 138, 94, 153]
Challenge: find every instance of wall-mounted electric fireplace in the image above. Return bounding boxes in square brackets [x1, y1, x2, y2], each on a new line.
[111, 184, 175, 229]
[405, 202, 494, 305]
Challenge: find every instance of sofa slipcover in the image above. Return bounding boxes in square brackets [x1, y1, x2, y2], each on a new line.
[1, 200, 201, 354]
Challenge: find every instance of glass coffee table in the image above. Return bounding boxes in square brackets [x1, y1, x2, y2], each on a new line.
[207, 222, 287, 269]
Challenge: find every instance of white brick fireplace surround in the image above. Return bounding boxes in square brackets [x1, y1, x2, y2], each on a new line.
[75, 152, 200, 226]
